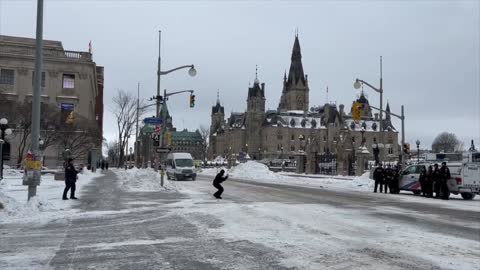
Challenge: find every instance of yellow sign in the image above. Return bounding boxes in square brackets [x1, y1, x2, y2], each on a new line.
[165, 132, 172, 146]
[26, 160, 42, 170]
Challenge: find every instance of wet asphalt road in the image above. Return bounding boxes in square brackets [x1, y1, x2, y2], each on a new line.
[0, 170, 478, 270]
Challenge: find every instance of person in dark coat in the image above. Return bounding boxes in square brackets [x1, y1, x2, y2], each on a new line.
[384, 164, 393, 194]
[101, 160, 105, 170]
[105, 161, 109, 170]
[432, 163, 441, 198]
[419, 166, 427, 196]
[373, 164, 385, 193]
[425, 165, 434, 197]
[439, 162, 451, 200]
[63, 158, 79, 200]
[213, 169, 228, 199]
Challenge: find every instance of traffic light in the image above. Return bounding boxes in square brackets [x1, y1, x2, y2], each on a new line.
[352, 102, 362, 121]
[189, 94, 195, 108]
[404, 143, 410, 155]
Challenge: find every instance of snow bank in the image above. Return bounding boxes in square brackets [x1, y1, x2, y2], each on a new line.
[0, 170, 101, 224]
[114, 168, 177, 192]
[229, 161, 286, 181]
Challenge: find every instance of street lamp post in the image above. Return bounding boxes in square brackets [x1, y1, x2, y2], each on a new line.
[0, 118, 13, 181]
[129, 147, 133, 168]
[154, 30, 196, 185]
[354, 56, 384, 132]
[416, 139, 420, 163]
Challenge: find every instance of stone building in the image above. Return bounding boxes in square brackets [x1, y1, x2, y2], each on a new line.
[209, 35, 399, 171]
[0, 35, 103, 167]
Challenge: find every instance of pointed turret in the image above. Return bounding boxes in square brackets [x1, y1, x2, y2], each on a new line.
[286, 35, 306, 87]
[278, 34, 310, 112]
[386, 102, 391, 120]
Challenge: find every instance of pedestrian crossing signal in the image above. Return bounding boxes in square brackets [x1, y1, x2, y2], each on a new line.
[189, 94, 195, 108]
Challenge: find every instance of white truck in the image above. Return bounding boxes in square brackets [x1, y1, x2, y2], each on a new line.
[165, 152, 197, 181]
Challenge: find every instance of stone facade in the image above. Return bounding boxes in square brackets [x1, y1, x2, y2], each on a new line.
[0, 35, 103, 167]
[209, 35, 399, 166]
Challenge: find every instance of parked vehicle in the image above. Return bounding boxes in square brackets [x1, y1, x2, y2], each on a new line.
[398, 154, 479, 200]
[166, 153, 196, 181]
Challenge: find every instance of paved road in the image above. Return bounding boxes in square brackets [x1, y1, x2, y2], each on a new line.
[0, 171, 478, 270]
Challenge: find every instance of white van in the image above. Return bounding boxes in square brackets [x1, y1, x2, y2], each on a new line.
[166, 153, 196, 181]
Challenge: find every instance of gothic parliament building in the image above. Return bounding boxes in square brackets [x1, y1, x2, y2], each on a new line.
[208, 35, 399, 163]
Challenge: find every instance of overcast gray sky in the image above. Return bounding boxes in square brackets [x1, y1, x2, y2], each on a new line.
[1, 0, 479, 149]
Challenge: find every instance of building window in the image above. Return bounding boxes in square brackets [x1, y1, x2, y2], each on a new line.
[0, 69, 15, 85]
[32, 71, 46, 87]
[277, 134, 283, 140]
[63, 74, 75, 89]
[291, 145, 295, 151]
[291, 135, 295, 141]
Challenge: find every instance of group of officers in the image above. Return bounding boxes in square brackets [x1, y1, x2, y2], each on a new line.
[372, 162, 451, 200]
[372, 163, 402, 194]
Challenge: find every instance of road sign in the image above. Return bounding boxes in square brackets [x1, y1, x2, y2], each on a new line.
[143, 117, 163, 125]
[151, 134, 160, 141]
[155, 147, 171, 153]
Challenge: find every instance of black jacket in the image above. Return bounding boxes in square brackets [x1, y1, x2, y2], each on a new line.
[213, 173, 228, 184]
[440, 166, 451, 181]
[65, 164, 79, 182]
[373, 167, 385, 181]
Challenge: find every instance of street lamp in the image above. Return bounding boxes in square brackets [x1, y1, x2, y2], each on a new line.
[154, 30, 197, 184]
[354, 56, 384, 132]
[0, 118, 13, 180]
[416, 139, 420, 163]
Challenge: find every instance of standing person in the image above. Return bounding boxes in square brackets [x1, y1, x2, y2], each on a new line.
[432, 163, 441, 198]
[418, 166, 427, 196]
[439, 162, 451, 200]
[425, 165, 434, 197]
[63, 158, 79, 200]
[384, 164, 392, 194]
[105, 161, 109, 170]
[101, 160, 105, 170]
[373, 164, 385, 193]
[213, 169, 228, 199]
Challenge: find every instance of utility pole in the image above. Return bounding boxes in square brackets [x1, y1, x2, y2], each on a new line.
[135, 82, 140, 168]
[155, 31, 162, 174]
[28, 0, 44, 200]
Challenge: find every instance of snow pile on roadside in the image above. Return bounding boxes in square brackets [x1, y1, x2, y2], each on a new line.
[3, 169, 23, 178]
[114, 168, 177, 192]
[229, 161, 286, 181]
[0, 170, 101, 224]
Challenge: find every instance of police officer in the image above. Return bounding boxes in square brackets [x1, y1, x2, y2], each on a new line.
[384, 164, 394, 194]
[426, 165, 434, 197]
[373, 164, 385, 193]
[432, 163, 441, 198]
[439, 162, 451, 200]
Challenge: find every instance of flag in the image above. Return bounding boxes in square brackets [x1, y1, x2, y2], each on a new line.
[88, 40, 92, 54]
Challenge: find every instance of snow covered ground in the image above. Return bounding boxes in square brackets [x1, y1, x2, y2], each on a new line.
[0, 168, 102, 224]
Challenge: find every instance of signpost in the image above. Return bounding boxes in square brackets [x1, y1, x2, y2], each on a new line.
[143, 117, 163, 125]
[155, 147, 171, 154]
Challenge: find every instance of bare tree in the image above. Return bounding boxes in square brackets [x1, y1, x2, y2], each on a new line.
[111, 90, 149, 167]
[106, 140, 120, 166]
[9, 102, 60, 167]
[432, 132, 461, 153]
[199, 125, 210, 161]
[55, 117, 102, 161]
